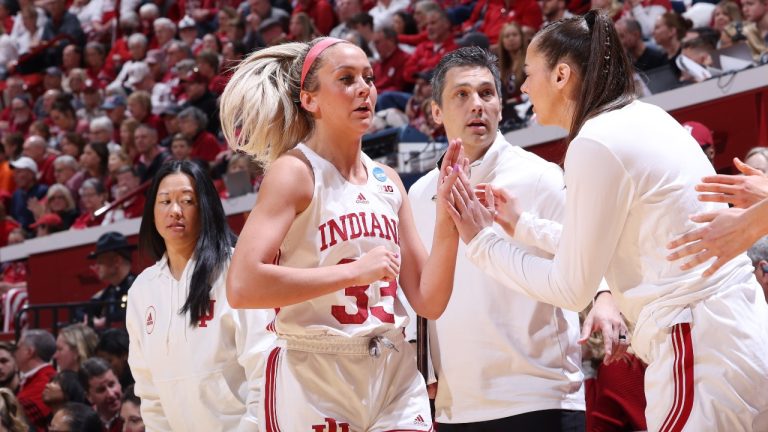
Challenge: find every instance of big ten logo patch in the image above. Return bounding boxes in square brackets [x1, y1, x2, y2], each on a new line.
[145, 306, 156, 334]
[311, 418, 350, 432]
[198, 300, 216, 327]
[378, 184, 394, 194]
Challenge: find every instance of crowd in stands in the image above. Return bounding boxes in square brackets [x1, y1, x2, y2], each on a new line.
[0, 326, 137, 431]
[0, 0, 761, 244]
[0, 0, 762, 429]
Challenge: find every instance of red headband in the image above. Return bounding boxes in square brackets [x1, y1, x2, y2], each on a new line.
[300, 38, 345, 90]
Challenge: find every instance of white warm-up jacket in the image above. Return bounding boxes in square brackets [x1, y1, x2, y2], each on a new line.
[127, 255, 275, 431]
[409, 133, 584, 423]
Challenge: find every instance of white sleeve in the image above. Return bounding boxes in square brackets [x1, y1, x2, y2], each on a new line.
[126, 292, 171, 431]
[235, 308, 276, 432]
[466, 138, 634, 312]
[508, 164, 566, 254]
[632, 5, 667, 39]
[513, 212, 563, 255]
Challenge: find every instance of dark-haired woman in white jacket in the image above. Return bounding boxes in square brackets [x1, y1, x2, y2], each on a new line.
[127, 160, 275, 431]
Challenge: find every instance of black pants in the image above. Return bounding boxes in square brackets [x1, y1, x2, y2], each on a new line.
[437, 409, 585, 432]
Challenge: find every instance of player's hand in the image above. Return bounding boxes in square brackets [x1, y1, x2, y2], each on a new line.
[696, 158, 768, 208]
[445, 168, 495, 244]
[351, 246, 401, 285]
[436, 163, 461, 225]
[437, 139, 467, 186]
[666, 206, 754, 276]
[580, 291, 629, 365]
[476, 183, 521, 237]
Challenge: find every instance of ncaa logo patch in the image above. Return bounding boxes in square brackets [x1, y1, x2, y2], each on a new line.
[145, 306, 156, 334]
[372, 167, 387, 182]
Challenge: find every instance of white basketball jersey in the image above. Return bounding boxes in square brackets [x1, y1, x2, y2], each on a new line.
[274, 144, 409, 338]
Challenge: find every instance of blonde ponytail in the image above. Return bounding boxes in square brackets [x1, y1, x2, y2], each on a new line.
[220, 42, 312, 167]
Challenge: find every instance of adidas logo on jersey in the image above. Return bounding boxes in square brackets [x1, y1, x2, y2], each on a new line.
[413, 414, 428, 427]
[355, 193, 369, 204]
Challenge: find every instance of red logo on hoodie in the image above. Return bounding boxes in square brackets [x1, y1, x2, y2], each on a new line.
[145, 306, 156, 334]
[198, 300, 216, 327]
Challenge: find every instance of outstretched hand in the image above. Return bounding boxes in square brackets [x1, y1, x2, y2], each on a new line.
[666, 206, 753, 276]
[696, 158, 768, 208]
[476, 183, 521, 237]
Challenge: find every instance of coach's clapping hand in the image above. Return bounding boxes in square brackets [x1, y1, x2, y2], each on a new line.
[352, 246, 401, 284]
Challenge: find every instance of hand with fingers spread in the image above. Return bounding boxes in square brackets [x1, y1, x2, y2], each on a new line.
[352, 246, 401, 285]
[475, 183, 522, 237]
[666, 206, 759, 276]
[445, 168, 495, 244]
[580, 291, 630, 365]
[696, 158, 768, 208]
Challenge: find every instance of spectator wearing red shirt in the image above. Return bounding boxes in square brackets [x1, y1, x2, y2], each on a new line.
[15, 329, 57, 431]
[85, 41, 115, 89]
[72, 178, 108, 229]
[81, 357, 124, 432]
[0, 198, 19, 248]
[373, 27, 411, 92]
[21, 136, 57, 187]
[167, 0, 219, 27]
[178, 107, 221, 163]
[104, 13, 140, 78]
[293, 0, 337, 35]
[127, 91, 167, 141]
[196, 51, 228, 96]
[6, 96, 35, 136]
[0, 2, 12, 34]
[103, 166, 145, 224]
[402, 9, 459, 84]
[461, 0, 543, 44]
[397, 2, 437, 47]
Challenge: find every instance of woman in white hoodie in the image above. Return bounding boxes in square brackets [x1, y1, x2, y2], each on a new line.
[126, 160, 274, 431]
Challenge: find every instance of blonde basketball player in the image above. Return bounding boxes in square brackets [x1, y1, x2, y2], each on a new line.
[220, 37, 460, 431]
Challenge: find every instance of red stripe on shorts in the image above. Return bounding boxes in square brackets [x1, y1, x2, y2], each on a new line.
[265, 347, 282, 432]
[659, 323, 694, 432]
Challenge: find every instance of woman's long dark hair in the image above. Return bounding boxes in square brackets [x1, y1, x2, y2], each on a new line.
[86, 142, 109, 177]
[498, 22, 528, 100]
[532, 10, 635, 143]
[139, 160, 237, 326]
[51, 370, 88, 404]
